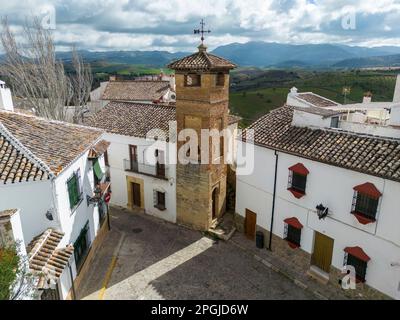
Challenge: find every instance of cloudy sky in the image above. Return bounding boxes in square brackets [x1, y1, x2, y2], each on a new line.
[1, 0, 400, 52]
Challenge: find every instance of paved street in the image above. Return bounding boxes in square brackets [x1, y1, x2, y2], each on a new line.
[77, 206, 315, 300]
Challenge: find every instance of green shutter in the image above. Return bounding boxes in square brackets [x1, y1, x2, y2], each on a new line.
[67, 173, 80, 209]
[93, 160, 104, 181]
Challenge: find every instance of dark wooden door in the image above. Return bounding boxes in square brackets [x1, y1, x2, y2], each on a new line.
[129, 145, 138, 172]
[245, 209, 257, 240]
[132, 182, 141, 207]
[311, 232, 334, 273]
[212, 188, 218, 220]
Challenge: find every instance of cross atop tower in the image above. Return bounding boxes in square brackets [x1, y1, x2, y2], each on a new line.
[194, 19, 211, 44]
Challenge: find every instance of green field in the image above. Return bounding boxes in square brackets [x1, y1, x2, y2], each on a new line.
[229, 69, 397, 126]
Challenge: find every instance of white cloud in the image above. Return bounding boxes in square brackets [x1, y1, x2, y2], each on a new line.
[1, 0, 399, 51]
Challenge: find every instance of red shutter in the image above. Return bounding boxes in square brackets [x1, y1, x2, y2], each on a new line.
[353, 182, 381, 199]
[344, 246, 370, 262]
[288, 163, 309, 176]
[284, 217, 303, 229]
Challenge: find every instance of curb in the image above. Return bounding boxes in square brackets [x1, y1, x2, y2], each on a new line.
[230, 239, 329, 300]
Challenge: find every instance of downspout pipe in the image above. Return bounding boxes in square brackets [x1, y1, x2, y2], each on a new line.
[268, 150, 279, 251]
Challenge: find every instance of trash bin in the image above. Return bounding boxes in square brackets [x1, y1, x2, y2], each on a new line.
[256, 231, 264, 249]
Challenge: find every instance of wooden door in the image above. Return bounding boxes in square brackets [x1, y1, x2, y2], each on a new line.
[212, 188, 218, 220]
[245, 209, 257, 240]
[311, 232, 334, 273]
[132, 182, 141, 207]
[129, 145, 138, 172]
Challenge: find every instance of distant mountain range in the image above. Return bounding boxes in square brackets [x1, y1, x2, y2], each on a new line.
[211, 42, 400, 68]
[3, 41, 400, 69]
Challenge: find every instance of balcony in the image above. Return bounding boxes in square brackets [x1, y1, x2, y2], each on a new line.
[123, 159, 169, 180]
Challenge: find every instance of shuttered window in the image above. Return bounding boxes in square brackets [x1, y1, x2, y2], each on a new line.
[67, 170, 82, 210]
[93, 159, 104, 182]
[347, 254, 368, 283]
[154, 190, 166, 210]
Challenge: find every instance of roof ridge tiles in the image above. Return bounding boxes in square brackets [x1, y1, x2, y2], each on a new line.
[0, 122, 54, 179]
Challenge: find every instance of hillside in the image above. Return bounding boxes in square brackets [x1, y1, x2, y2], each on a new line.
[333, 54, 400, 68]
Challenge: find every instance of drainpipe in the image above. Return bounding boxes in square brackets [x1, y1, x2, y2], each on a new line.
[268, 150, 279, 251]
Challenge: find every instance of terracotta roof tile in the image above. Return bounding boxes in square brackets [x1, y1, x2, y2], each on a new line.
[0, 111, 104, 176]
[0, 130, 48, 184]
[245, 105, 400, 182]
[168, 47, 236, 71]
[101, 80, 171, 101]
[86, 101, 242, 138]
[297, 93, 339, 108]
[28, 229, 74, 285]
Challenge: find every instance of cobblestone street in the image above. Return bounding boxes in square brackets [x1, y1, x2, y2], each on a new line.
[77, 206, 315, 300]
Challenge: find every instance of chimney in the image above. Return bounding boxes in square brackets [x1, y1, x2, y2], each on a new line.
[169, 75, 176, 91]
[393, 74, 400, 103]
[363, 91, 372, 104]
[0, 209, 27, 256]
[0, 80, 14, 112]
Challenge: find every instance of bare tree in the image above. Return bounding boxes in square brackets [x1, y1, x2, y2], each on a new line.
[0, 17, 92, 123]
[70, 47, 93, 123]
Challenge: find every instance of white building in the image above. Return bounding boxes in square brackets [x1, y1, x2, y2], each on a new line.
[236, 79, 400, 299]
[85, 101, 240, 224]
[0, 82, 111, 300]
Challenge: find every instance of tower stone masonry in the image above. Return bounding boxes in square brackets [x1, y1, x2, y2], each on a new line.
[168, 44, 236, 230]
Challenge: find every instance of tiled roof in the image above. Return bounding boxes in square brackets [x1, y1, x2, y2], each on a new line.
[294, 106, 343, 118]
[297, 93, 339, 108]
[0, 111, 103, 176]
[28, 229, 74, 286]
[86, 101, 242, 138]
[86, 102, 176, 138]
[0, 126, 49, 184]
[101, 81, 171, 101]
[168, 45, 236, 71]
[245, 105, 400, 182]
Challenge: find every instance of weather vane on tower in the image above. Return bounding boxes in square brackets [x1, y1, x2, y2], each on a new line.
[194, 19, 211, 45]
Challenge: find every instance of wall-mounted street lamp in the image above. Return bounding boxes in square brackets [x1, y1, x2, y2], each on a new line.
[87, 185, 102, 206]
[316, 204, 329, 220]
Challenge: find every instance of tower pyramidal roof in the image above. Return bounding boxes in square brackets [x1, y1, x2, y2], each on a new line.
[167, 44, 236, 71]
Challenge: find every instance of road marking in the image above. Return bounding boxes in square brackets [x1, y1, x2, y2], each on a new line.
[98, 232, 125, 300]
[98, 256, 118, 300]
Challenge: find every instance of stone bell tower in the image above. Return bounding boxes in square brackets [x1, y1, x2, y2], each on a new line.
[168, 41, 236, 231]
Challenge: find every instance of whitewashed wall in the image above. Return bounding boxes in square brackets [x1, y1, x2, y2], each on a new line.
[0, 180, 56, 245]
[236, 142, 400, 299]
[54, 150, 106, 248]
[104, 132, 177, 223]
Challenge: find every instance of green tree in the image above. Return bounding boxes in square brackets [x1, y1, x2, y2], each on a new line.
[0, 245, 19, 300]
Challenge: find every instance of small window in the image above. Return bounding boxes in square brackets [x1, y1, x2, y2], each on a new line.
[284, 217, 303, 248]
[216, 73, 225, 86]
[154, 191, 166, 210]
[104, 150, 109, 166]
[93, 159, 104, 185]
[352, 193, 379, 221]
[287, 163, 309, 198]
[330, 116, 339, 128]
[346, 254, 368, 283]
[67, 170, 82, 210]
[286, 225, 301, 247]
[185, 74, 201, 87]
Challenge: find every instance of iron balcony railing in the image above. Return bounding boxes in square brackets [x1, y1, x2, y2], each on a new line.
[123, 159, 169, 180]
